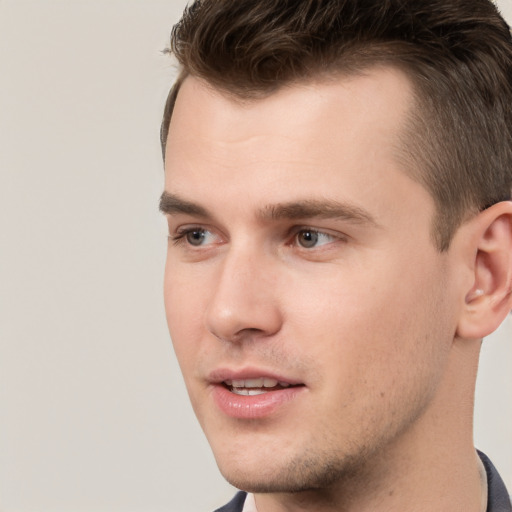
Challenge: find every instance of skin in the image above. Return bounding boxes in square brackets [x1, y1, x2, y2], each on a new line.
[162, 69, 509, 511]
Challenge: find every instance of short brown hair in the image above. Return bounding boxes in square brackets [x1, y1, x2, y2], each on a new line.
[161, 0, 512, 250]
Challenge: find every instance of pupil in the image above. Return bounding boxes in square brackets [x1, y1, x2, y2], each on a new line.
[300, 230, 318, 248]
[186, 230, 205, 246]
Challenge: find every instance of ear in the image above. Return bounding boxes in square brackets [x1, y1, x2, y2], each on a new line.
[456, 201, 512, 340]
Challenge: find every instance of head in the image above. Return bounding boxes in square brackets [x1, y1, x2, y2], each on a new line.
[160, 0, 512, 501]
[161, 0, 512, 251]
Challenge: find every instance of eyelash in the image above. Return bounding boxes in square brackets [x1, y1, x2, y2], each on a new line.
[169, 226, 344, 250]
[289, 227, 341, 248]
[170, 227, 210, 246]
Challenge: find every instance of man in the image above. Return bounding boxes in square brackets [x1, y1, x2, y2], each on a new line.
[159, 0, 512, 510]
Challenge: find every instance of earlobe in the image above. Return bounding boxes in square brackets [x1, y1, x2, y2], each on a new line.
[456, 201, 512, 340]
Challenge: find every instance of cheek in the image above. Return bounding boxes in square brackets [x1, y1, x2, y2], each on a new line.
[164, 254, 210, 321]
[164, 264, 204, 368]
[287, 255, 452, 388]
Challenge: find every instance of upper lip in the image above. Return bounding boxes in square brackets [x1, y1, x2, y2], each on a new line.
[207, 367, 304, 387]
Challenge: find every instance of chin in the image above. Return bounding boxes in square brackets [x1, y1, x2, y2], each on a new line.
[215, 447, 360, 494]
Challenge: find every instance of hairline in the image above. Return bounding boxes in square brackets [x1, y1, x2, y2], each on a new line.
[161, 60, 466, 252]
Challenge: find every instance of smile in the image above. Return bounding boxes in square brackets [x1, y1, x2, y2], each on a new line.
[210, 373, 306, 419]
[224, 378, 292, 395]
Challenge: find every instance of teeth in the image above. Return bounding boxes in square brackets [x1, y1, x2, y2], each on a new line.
[224, 378, 285, 388]
[231, 388, 267, 396]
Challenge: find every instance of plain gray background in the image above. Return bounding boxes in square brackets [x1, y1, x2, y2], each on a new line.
[0, 1, 511, 510]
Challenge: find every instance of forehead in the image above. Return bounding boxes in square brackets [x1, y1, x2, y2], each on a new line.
[167, 67, 413, 147]
[163, 68, 428, 228]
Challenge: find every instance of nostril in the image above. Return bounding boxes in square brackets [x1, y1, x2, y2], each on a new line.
[205, 306, 282, 344]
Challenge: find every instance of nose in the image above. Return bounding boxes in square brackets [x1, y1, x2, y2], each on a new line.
[204, 248, 283, 344]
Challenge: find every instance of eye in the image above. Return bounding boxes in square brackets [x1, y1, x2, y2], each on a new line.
[295, 229, 337, 248]
[185, 228, 208, 246]
[172, 227, 220, 247]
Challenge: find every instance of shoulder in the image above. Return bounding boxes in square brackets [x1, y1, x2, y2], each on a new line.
[213, 491, 248, 512]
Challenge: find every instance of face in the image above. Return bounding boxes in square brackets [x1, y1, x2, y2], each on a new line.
[162, 69, 461, 492]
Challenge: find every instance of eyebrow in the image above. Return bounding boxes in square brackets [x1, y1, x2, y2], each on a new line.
[260, 199, 378, 226]
[159, 191, 378, 227]
[159, 192, 211, 217]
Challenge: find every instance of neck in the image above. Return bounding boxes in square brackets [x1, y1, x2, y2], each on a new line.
[254, 447, 484, 512]
[254, 338, 485, 512]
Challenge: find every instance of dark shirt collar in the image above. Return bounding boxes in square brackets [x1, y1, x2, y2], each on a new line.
[478, 450, 512, 512]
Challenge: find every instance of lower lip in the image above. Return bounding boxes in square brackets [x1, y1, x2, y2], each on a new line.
[211, 384, 305, 419]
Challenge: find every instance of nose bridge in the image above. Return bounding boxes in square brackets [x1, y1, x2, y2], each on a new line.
[205, 242, 281, 343]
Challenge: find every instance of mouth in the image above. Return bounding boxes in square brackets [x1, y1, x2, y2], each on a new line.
[208, 369, 306, 418]
[223, 378, 297, 396]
